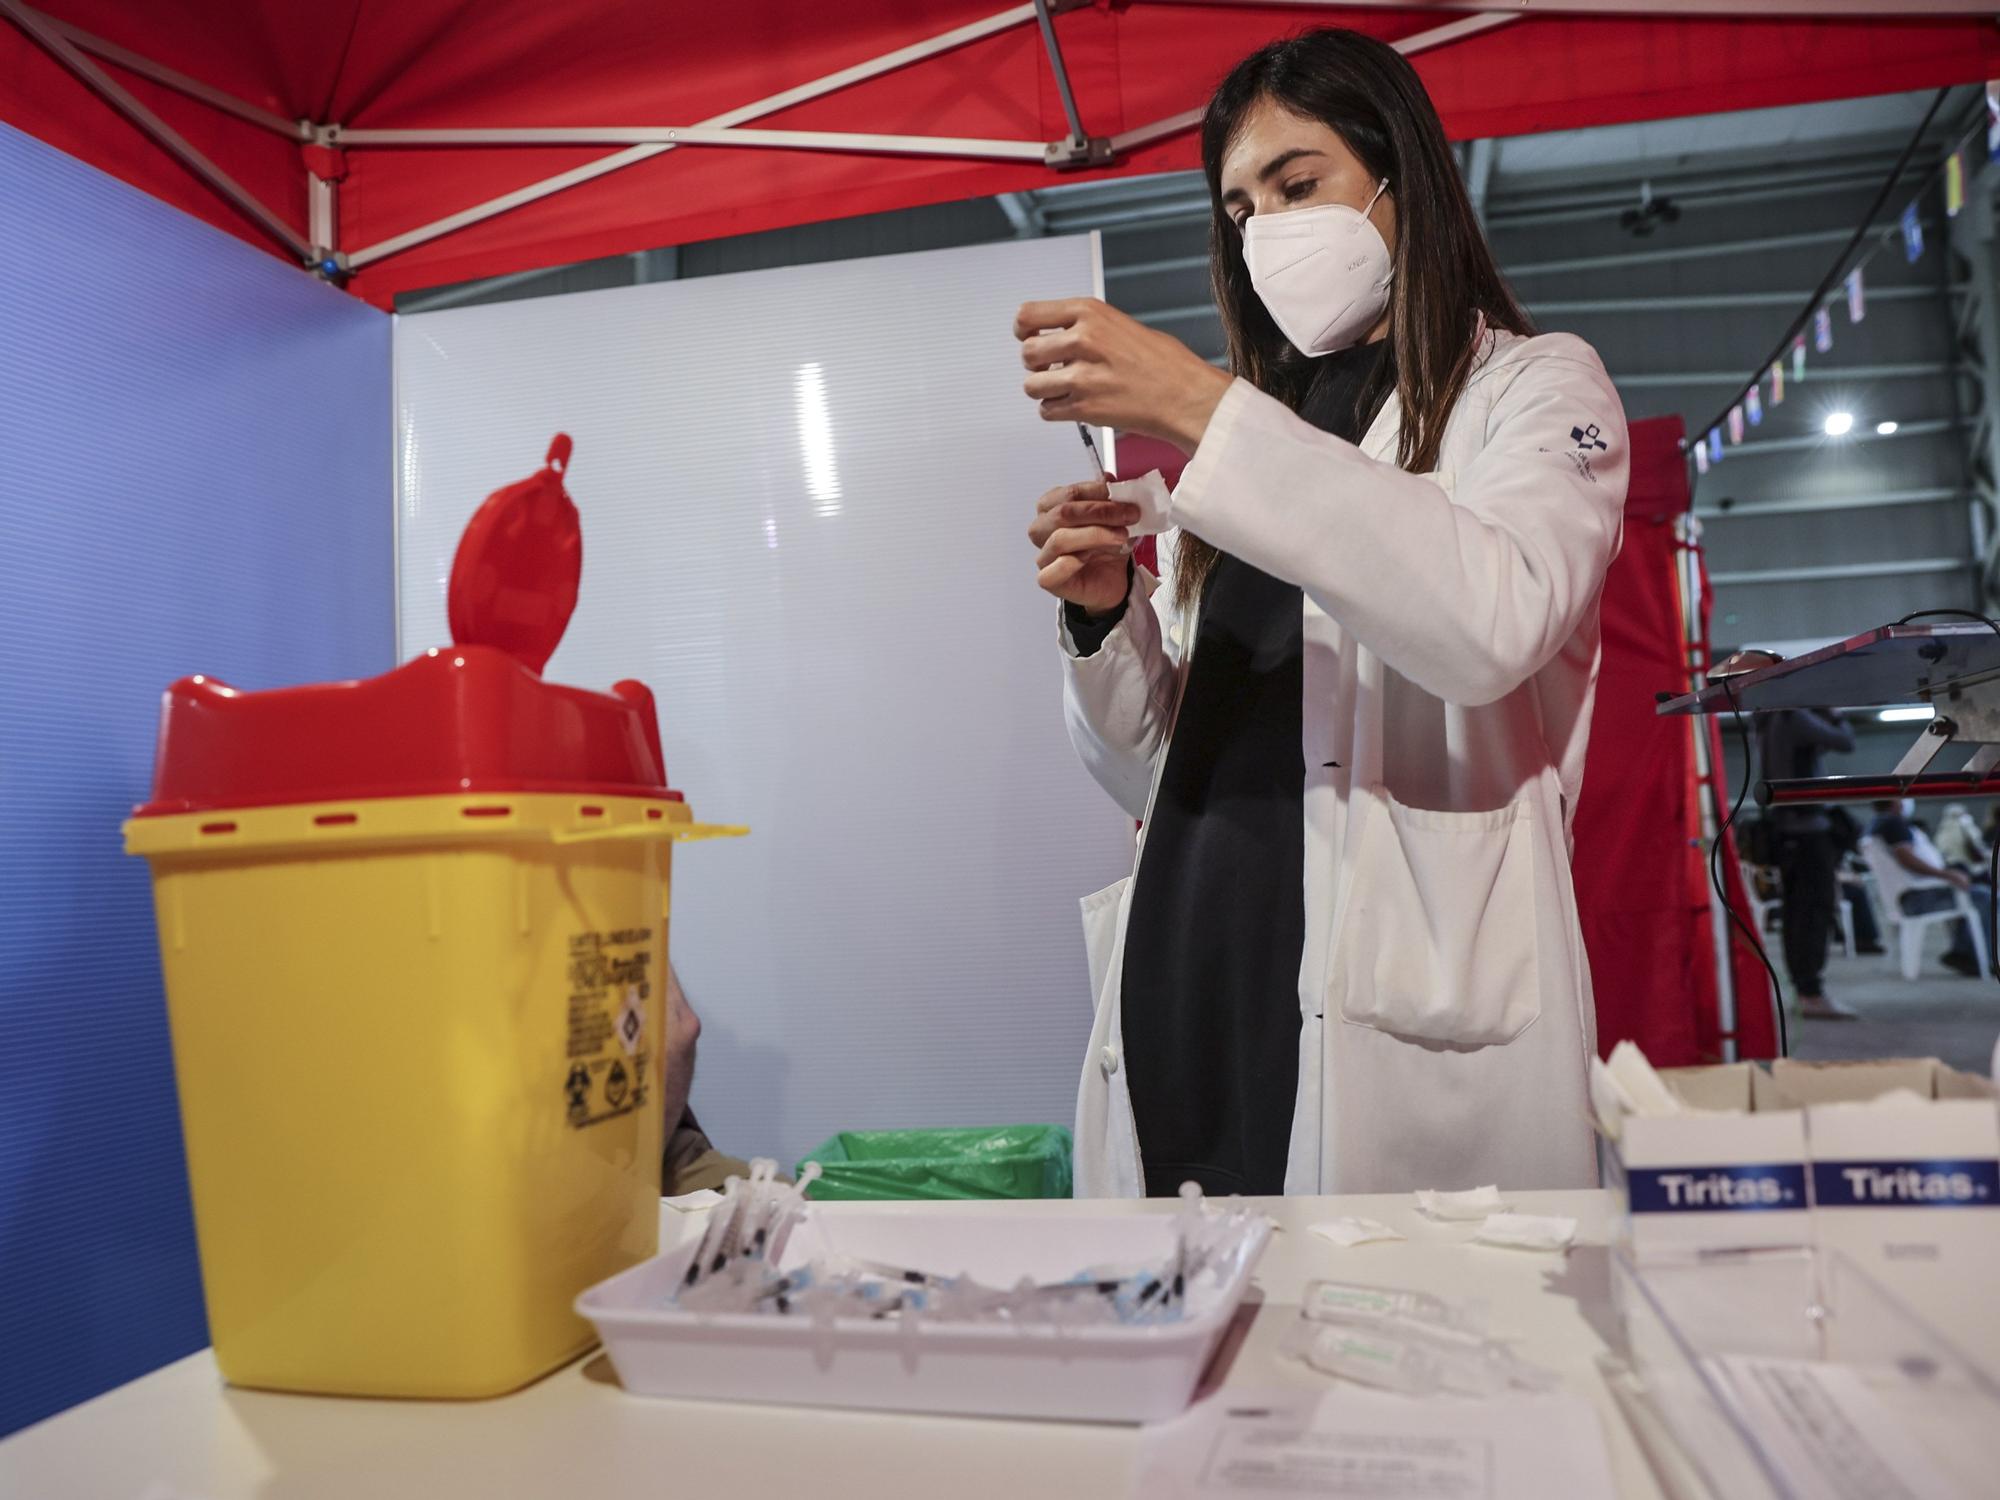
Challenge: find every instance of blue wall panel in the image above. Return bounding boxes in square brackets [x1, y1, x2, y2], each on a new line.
[0, 124, 392, 1436]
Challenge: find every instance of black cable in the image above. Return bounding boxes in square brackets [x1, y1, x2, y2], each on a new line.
[1892, 607, 2000, 978]
[1712, 677, 1790, 1057]
[1689, 87, 1952, 446]
[1989, 829, 1998, 984]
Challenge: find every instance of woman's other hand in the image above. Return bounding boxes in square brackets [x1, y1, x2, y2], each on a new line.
[1028, 481, 1138, 616]
[1016, 298, 1234, 454]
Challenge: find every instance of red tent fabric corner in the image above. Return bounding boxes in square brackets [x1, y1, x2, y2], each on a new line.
[6, 4, 2000, 306]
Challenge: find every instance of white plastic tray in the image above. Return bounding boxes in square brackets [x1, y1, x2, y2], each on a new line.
[576, 1208, 1270, 1422]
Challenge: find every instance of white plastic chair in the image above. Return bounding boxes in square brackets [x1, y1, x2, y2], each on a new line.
[1740, 860, 1782, 937]
[1832, 871, 1865, 958]
[1856, 835, 1990, 981]
[1744, 858, 1858, 957]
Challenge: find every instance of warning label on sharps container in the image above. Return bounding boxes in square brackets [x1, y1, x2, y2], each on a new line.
[564, 928, 652, 1129]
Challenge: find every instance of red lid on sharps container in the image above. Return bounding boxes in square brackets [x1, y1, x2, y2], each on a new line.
[449, 433, 581, 676]
[133, 435, 679, 816]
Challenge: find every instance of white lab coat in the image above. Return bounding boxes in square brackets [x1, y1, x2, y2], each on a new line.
[1065, 325, 1628, 1197]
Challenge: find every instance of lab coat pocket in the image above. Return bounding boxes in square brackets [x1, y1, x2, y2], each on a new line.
[1080, 876, 1133, 1016]
[1329, 787, 1539, 1047]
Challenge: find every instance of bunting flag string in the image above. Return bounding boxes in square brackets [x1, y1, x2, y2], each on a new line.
[1685, 85, 1985, 481]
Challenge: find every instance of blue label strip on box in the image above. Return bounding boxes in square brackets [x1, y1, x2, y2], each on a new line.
[1810, 1159, 2000, 1209]
[1627, 1163, 1808, 1213]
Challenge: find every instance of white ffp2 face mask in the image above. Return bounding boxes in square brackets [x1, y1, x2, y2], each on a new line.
[1241, 179, 1393, 357]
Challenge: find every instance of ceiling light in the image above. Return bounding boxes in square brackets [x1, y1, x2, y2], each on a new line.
[1876, 420, 1899, 436]
[1878, 705, 1936, 722]
[1824, 411, 1854, 437]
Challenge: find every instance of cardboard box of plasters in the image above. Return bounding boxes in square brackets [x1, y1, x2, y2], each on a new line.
[1600, 1054, 1998, 1366]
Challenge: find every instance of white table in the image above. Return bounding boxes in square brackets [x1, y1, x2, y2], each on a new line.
[0, 1190, 1665, 1499]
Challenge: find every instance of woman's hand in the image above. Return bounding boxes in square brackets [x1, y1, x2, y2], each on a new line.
[1016, 298, 1235, 454]
[1028, 481, 1140, 615]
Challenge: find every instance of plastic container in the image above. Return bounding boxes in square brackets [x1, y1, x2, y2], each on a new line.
[124, 435, 742, 1398]
[797, 1124, 1073, 1200]
[1612, 1245, 2000, 1499]
[576, 1207, 1270, 1421]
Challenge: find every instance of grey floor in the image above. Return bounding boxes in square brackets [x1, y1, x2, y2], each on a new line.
[1779, 924, 1999, 1075]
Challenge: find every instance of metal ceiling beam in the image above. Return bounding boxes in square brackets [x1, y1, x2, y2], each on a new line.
[1506, 222, 1932, 277]
[1465, 136, 1496, 227]
[1708, 558, 1967, 587]
[1525, 284, 1942, 316]
[996, 193, 1049, 237]
[398, 265, 569, 312]
[1052, 195, 1215, 233]
[1719, 417, 1959, 457]
[1487, 163, 1937, 227]
[0, 0, 309, 259]
[1613, 362, 1949, 390]
[1698, 486, 1959, 519]
[1078, 159, 1935, 243]
[1107, 250, 1209, 279]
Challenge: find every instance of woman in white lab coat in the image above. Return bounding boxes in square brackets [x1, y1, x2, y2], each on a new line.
[1016, 28, 1628, 1197]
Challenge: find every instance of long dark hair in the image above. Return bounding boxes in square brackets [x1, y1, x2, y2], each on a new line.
[1180, 27, 1532, 609]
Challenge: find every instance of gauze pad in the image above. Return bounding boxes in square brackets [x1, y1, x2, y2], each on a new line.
[1107, 469, 1171, 537]
[1473, 1213, 1578, 1252]
[1415, 1185, 1510, 1221]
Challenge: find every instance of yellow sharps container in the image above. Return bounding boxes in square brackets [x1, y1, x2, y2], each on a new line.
[124, 435, 741, 1397]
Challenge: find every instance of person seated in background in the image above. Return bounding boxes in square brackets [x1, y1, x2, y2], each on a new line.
[1935, 801, 1990, 875]
[1867, 799, 1994, 978]
[1827, 806, 1884, 956]
[658, 963, 759, 1196]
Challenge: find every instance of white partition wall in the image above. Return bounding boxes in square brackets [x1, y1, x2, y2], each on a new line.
[395, 236, 1137, 1166]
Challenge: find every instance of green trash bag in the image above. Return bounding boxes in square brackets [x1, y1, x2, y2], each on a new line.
[796, 1124, 1073, 1201]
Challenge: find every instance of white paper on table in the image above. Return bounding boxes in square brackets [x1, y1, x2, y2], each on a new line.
[1309, 1216, 1406, 1248]
[1473, 1213, 1577, 1252]
[1704, 1356, 1969, 1500]
[1132, 1388, 1619, 1499]
[1415, 1185, 1509, 1221]
[1107, 469, 1172, 537]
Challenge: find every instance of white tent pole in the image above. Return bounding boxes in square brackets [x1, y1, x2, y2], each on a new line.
[309, 174, 338, 264]
[1033, 0, 1091, 148]
[0, 0, 309, 259]
[332, 125, 1049, 159]
[1107, 11, 1518, 153]
[1676, 512, 1743, 1062]
[345, 2, 1040, 271]
[9, 2, 306, 139]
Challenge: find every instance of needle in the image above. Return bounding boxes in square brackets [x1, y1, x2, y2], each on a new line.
[1078, 423, 1107, 480]
[1075, 424, 1134, 559]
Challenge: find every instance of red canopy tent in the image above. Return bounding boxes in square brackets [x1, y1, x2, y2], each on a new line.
[2, 3, 1968, 1059]
[5, 1, 2000, 308]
